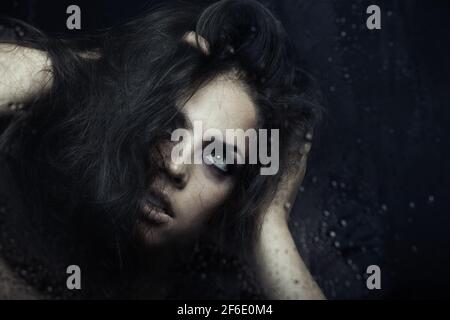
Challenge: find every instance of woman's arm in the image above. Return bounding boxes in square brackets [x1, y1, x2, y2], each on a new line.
[0, 44, 53, 109]
[252, 140, 325, 300]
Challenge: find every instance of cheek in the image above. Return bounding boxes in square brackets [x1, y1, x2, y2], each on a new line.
[179, 165, 234, 221]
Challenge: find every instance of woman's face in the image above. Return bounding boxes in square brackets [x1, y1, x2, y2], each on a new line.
[135, 74, 258, 247]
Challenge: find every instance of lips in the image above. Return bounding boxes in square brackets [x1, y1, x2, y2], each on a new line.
[140, 189, 175, 224]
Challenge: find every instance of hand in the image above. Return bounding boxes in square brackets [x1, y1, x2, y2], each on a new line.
[263, 131, 313, 224]
[252, 130, 325, 300]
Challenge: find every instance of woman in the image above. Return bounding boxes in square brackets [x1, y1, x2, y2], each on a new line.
[0, 0, 324, 299]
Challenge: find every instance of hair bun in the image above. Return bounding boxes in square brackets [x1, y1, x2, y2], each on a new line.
[196, 0, 290, 82]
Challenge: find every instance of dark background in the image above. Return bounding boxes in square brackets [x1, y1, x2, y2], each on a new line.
[1, 0, 449, 299]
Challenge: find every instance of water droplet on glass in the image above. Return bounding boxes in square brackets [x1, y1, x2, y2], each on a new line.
[284, 202, 291, 211]
[301, 143, 312, 154]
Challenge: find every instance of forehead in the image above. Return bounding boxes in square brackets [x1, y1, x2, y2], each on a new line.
[181, 75, 258, 132]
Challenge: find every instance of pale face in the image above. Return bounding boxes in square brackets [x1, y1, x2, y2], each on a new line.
[135, 74, 258, 247]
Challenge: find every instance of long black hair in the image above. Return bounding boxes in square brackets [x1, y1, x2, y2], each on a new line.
[0, 0, 321, 298]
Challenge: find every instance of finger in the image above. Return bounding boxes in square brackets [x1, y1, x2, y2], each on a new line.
[182, 31, 210, 55]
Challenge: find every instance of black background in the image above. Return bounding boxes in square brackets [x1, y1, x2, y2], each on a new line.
[1, 0, 449, 299]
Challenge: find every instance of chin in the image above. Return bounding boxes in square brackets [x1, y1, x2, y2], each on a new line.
[135, 219, 175, 248]
[135, 219, 202, 249]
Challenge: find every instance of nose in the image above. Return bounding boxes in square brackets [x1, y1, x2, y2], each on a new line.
[166, 159, 189, 189]
[158, 140, 190, 189]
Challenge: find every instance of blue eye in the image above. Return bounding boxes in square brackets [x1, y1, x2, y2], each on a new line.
[205, 152, 229, 173]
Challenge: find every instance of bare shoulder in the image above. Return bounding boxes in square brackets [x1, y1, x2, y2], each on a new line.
[0, 43, 53, 109]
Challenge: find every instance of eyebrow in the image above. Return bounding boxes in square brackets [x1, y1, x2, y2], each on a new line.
[175, 111, 193, 130]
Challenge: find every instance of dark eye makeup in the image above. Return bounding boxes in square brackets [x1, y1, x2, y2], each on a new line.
[202, 140, 239, 177]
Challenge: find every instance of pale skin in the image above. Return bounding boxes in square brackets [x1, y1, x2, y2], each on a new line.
[252, 136, 325, 299]
[0, 43, 53, 108]
[0, 37, 325, 299]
